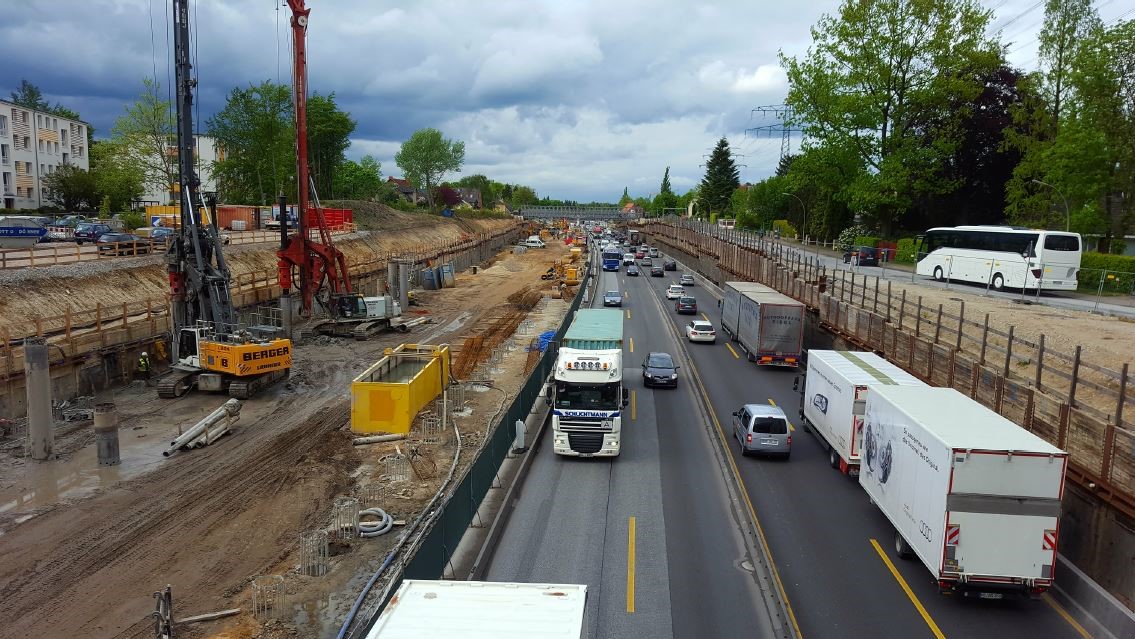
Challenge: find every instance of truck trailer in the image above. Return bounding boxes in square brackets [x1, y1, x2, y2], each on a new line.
[366, 580, 588, 638]
[727, 282, 804, 367]
[801, 350, 925, 475]
[859, 385, 1068, 598]
[551, 308, 627, 457]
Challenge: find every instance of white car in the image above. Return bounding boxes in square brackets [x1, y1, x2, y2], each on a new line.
[666, 284, 685, 300]
[686, 320, 717, 343]
[623, 253, 636, 265]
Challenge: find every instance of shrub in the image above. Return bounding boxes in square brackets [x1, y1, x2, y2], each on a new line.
[1079, 252, 1135, 292]
[120, 211, 146, 230]
[772, 218, 798, 238]
[895, 238, 918, 263]
[854, 235, 881, 248]
[836, 224, 869, 251]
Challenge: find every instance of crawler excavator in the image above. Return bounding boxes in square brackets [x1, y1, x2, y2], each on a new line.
[158, 0, 292, 399]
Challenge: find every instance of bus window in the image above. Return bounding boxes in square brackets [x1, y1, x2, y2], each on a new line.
[1044, 234, 1080, 251]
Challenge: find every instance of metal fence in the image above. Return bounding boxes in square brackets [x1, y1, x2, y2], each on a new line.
[345, 253, 592, 636]
[643, 218, 1135, 521]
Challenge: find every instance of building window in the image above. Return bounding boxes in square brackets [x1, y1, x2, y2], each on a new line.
[39, 139, 45, 151]
[0, 114, 7, 135]
[1, 143, 8, 164]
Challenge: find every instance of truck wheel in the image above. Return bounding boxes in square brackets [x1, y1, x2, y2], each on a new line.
[894, 531, 914, 560]
[829, 448, 840, 469]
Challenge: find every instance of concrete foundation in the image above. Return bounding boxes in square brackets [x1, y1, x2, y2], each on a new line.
[397, 261, 410, 311]
[93, 402, 120, 466]
[23, 338, 53, 460]
[387, 261, 399, 302]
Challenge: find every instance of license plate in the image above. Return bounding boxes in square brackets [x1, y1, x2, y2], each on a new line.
[761, 439, 777, 445]
[978, 592, 1003, 600]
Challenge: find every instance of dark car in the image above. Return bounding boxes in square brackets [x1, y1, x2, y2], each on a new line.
[675, 296, 698, 314]
[843, 246, 879, 266]
[650, 266, 664, 277]
[150, 227, 176, 242]
[642, 352, 679, 388]
[663, 258, 677, 271]
[74, 223, 113, 244]
[96, 232, 151, 256]
[626, 264, 640, 276]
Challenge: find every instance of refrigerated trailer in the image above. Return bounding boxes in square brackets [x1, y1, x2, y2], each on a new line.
[367, 580, 588, 638]
[859, 386, 1068, 598]
[801, 350, 925, 475]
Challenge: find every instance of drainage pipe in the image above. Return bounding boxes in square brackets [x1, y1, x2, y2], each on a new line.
[352, 434, 406, 446]
[164, 398, 242, 456]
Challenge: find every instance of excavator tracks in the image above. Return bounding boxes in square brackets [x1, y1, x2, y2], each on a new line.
[157, 371, 198, 398]
[228, 369, 290, 399]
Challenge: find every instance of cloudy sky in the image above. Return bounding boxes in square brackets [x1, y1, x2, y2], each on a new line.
[2, 1, 1130, 202]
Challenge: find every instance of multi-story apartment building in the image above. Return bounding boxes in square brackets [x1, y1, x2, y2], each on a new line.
[0, 98, 89, 210]
[140, 134, 222, 205]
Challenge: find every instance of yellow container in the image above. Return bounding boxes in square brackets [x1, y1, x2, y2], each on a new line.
[350, 344, 451, 434]
[144, 205, 211, 226]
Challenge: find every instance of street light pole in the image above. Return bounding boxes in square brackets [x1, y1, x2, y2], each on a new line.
[1031, 179, 1070, 232]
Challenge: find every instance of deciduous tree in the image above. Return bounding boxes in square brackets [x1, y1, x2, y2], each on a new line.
[207, 81, 295, 204]
[90, 140, 144, 212]
[306, 92, 355, 199]
[42, 164, 98, 211]
[394, 128, 465, 210]
[111, 78, 177, 203]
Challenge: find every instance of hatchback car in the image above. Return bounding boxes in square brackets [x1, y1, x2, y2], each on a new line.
[663, 258, 677, 271]
[733, 404, 792, 459]
[642, 352, 679, 388]
[665, 284, 685, 300]
[843, 246, 879, 266]
[650, 266, 664, 277]
[603, 290, 623, 307]
[686, 320, 716, 343]
[74, 223, 113, 244]
[648, 248, 660, 257]
[634, 250, 646, 259]
[641, 257, 652, 267]
[96, 232, 151, 256]
[675, 296, 698, 314]
[623, 253, 636, 265]
[679, 273, 695, 286]
[626, 264, 640, 276]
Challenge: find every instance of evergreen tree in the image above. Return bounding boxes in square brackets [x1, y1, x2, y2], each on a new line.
[618, 187, 631, 206]
[699, 138, 740, 216]
[652, 166, 679, 216]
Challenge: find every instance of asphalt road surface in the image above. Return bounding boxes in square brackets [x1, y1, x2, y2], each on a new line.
[484, 266, 780, 639]
[634, 251, 1091, 639]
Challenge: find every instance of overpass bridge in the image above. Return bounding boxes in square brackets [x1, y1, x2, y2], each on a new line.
[517, 205, 632, 220]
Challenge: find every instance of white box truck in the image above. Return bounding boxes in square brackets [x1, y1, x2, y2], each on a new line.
[859, 386, 1068, 598]
[801, 350, 925, 475]
[366, 580, 588, 638]
[736, 285, 804, 367]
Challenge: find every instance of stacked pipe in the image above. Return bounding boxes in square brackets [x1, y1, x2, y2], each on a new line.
[163, 398, 242, 457]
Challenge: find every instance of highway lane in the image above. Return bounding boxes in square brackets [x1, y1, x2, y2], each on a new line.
[484, 266, 779, 639]
[640, 252, 1089, 639]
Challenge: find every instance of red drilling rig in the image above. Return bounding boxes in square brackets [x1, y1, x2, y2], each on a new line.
[277, 1, 402, 338]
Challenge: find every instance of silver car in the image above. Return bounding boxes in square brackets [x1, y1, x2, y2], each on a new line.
[603, 290, 623, 307]
[732, 403, 792, 459]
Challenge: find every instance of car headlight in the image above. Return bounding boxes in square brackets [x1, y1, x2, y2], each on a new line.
[671, 374, 678, 379]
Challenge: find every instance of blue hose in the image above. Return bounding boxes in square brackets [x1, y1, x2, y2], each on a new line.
[336, 551, 396, 639]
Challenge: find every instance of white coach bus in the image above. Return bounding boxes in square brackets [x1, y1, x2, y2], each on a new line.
[915, 225, 1081, 291]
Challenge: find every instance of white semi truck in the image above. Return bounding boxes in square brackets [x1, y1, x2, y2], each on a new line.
[551, 308, 627, 457]
[800, 350, 925, 475]
[366, 580, 588, 638]
[860, 385, 1069, 598]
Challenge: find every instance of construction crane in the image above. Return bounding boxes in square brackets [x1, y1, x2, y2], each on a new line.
[159, 0, 293, 398]
[274, 0, 405, 341]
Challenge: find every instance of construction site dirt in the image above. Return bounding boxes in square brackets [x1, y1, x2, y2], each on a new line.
[0, 234, 577, 639]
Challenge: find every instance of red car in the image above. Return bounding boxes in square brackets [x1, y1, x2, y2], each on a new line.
[634, 250, 645, 259]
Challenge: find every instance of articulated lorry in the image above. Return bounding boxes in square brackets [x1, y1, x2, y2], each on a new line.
[367, 580, 588, 638]
[551, 308, 627, 457]
[720, 281, 804, 367]
[800, 350, 925, 475]
[860, 385, 1068, 598]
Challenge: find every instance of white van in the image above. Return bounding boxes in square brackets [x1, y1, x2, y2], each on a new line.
[623, 253, 635, 265]
[524, 235, 546, 248]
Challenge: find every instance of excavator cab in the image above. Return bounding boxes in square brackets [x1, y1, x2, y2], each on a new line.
[332, 292, 368, 319]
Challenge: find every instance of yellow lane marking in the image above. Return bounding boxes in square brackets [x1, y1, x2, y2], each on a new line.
[631, 390, 637, 421]
[725, 343, 740, 359]
[767, 398, 795, 431]
[1043, 593, 1094, 639]
[627, 516, 637, 613]
[869, 539, 946, 639]
[701, 312, 709, 321]
[688, 363, 803, 637]
[626, 309, 631, 320]
[629, 337, 634, 353]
